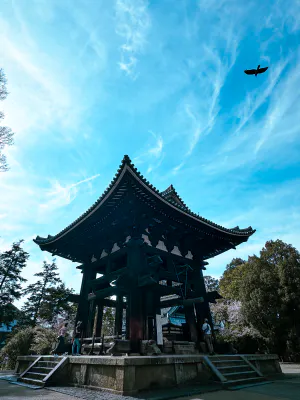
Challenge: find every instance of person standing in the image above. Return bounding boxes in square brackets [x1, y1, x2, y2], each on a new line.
[72, 321, 82, 356]
[202, 318, 214, 355]
[53, 322, 69, 355]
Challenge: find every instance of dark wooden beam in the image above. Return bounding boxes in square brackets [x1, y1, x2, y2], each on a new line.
[67, 294, 80, 303]
[88, 287, 125, 301]
[67, 293, 126, 308]
[103, 298, 127, 309]
[88, 267, 128, 288]
[145, 244, 193, 264]
[86, 247, 127, 271]
[159, 296, 204, 309]
[158, 270, 190, 284]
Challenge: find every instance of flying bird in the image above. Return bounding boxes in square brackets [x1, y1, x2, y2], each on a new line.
[244, 65, 268, 77]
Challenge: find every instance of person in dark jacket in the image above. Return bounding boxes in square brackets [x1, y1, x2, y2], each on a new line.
[53, 322, 69, 355]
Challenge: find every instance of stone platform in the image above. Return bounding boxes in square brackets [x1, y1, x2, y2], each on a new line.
[15, 354, 282, 395]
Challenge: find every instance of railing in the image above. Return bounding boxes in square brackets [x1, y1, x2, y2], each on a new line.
[18, 356, 41, 380]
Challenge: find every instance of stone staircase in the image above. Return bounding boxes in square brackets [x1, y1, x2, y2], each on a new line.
[204, 355, 270, 390]
[18, 356, 68, 387]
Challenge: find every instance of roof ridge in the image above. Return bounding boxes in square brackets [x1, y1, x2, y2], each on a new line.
[160, 184, 190, 211]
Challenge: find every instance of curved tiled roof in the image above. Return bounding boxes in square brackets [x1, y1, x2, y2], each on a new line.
[161, 184, 190, 211]
[34, 155, 255, 245]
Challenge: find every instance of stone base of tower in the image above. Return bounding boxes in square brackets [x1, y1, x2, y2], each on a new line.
[16, 354, 281, 395]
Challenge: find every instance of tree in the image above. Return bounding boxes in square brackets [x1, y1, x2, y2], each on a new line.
[0, 240, 29, 326]
[0, 68, 14, 172]
[102, 307, 115, 336]
[38, 283, 76, 327]
[204, 275, 220, 292]
[0, 327, 34, 370]
[241, 240, 300, 358]
[22, 261, 61, 326]
[219, 258, 247, 300]
[211, 299, 265, 354]
[0, 326, 57, 370]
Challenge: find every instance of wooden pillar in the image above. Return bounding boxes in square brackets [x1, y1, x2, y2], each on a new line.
[95, 303, 104, 337]
[128, 288, 144, 351]
[126, 237, 146, 353]
[184, 305, 199, 343]
[114, 296, 123, 337]
[87, 299, 96, 337]
[76, 267, 96, 338]
[192, 263, 215, 341]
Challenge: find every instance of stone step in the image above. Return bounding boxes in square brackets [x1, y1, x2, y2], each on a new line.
[212, 360, 246, 368]
[223, 370, 258, 381]
[82, 343, 104, 349]
[218, 365, 253, 374]
[40, 357, 63, 362]
[25, 372, 48, 381]
[19, 377, 45, 387]
[31, 367, 53, 374]
[209, 355, 242, 361]
[37, 361, 60, 368]
[223, 376, 265, 388]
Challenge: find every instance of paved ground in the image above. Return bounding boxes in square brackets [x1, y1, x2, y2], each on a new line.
[0, 364, 300, 400]
[0, 380, 77, 400]
[176, 364, 300, 400]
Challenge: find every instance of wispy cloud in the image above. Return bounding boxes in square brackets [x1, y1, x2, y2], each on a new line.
[133, 130, 164, 173]
[235, 60, 287, 134]
[40, 174, 100, 211]
[0, 2, 103, 142]
[204, 51, 300, 175]
[171, 5, 241, 169]
[255, 54, 300, 153]
[208, 178, 300, 275]
[115, 0, 151, 78]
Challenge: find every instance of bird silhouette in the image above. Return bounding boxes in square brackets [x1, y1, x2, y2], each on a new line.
[244, 64, 268, 77]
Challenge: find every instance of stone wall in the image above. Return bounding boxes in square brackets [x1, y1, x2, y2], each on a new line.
[245, 354, 282, 375]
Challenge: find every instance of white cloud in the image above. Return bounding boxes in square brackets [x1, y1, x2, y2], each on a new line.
[115, 0, 151, 77]
[171, 162, 185, 176]
[148, 132, 163, 158]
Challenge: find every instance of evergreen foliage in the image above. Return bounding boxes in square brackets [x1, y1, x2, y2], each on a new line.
[0, 240, 29, 326]
[21, 261, 61, 325]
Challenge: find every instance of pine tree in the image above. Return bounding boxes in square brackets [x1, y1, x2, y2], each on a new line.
[38, 283, 75, 327]
[22, 261, 61, 326]
[0, 240, 29, 326]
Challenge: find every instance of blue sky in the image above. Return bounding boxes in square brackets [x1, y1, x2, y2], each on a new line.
[1, 0, 300, 305]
